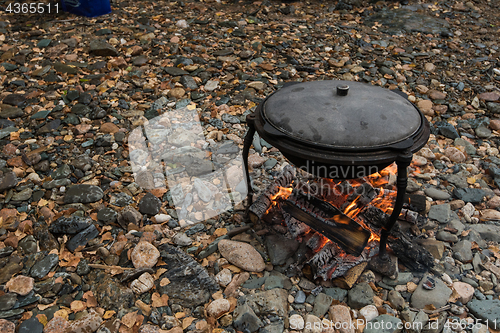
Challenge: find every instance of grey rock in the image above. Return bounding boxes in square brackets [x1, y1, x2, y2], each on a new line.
[90, 271, 134, 311]
[110, 192, 133, 207]
[117, 206, 142, 228]
[2, 94, 25, 107]
[0, 293, 17, 311]
[180, 75, 198, 89]
[347, 282, 374, 309]
[466, 224, 500, 243]
[265, 234, 299, 266]
[467, 299, 500, 329]
[64, 185, 104, 203]
[246, 288, 289, 316]
[67, 224, 99, 252]
[324, 287, 348, 301]
[424, 188, 450, 200]
[18, 317, 43, 333]
[233, 303, 263, 332]
[428, 204, 451, 223]
[72, 103, 91, 115]
[157, 244, 219, 307]
[89, 40, 118, 56]
[193, 178, 213, 203]
[31, 253, 59, 279]
[0, 262, 22, 284]
[264, 273, 291, 291]
[49, 216, 92, 234]
[294, 290, 306, 304]
[138, 192, 162, 215]
[487, 102, 500, 114]
[364, 315, 402, 333]
[0, 169, 18, 191]
[260, 322, 284, 333]
[455, 138, 476, 155]
[452, 240, 472, 262]
[443, 171, 469, 188]
[312, 293, 334, 317]
[0, 127, 18, 139]
[52, 164, 71, 179]
[436, 230, 458, 243]
[54, 62, 78, 74]
[453, 188, 486, 203]
[18, 235, 37, 255]
[383, 272, 413, 286]
[164, 67, 189, 76]
[410, 274, 452, 309]
[0, 106, 23, 119]
[173, 232, 192, 246]
[97, 208, 118, 224]
[407, 179, 420, 192]
[388, 290, 406, 310]
[12, 188, 32, 201]
[42, 178, 71, 189]
[476, 126, 492, 138]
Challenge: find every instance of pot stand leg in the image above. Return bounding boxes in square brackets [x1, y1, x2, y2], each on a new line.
[371, 154, 411, 277]
[243, 116, 256, 207]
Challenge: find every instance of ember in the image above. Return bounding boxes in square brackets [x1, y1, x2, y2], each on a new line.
[249, 164, 434, 281]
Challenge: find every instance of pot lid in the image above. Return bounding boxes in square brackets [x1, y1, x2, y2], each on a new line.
[262, 80, 422, 149]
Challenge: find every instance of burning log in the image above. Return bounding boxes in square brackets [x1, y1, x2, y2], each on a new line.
[248, 165, 295, 223]
[281, 191, 371, 257]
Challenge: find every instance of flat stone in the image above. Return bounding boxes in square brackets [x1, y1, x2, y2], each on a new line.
[164, 67, 189, 76]
[364, 314, 402, 333]
[312, 293, 334, 318]
[64, 185, 104, 203]
[5, 275, 34, 296]
[89, 40, 118, 56]
[90, 271, 134, 311]
[206, 298, 231, 318]
[0, 169, 18, 192]
[2, 94, 25, 107]
[193, 178, 213, 203]
[117, 206, 142, 228]
[467, 224, 500, 242]
[233, 303, 263, 333]
[382, 272, 413, 286]
[452, 240, 472, 262]
[30, 253, 59, 279]
[424, 188, 450, 200]
[347, 282, 374, 309]
[18, 317, 43, 333]
[453, 188, 486, 203]
[138, 192, 162, 215]
[466, 300, 500, 330]
[428, 204, 451, 223]
[66, 224, 99, 252]
[417, 239, 444, 259]
[173, 232, 192, 246]
[218, 240, 265, 272]
[0, 293, 17, 311]
[359, 305, 379, 322]
[410, 274, 452, 309]
[0, 105, 23, 119]
[49, 216, 92, 234]
[44, 316, 69, 333]
[157, 244, 219, 307]
[246, 288, 289, 316]
[54, 62, 78, 74]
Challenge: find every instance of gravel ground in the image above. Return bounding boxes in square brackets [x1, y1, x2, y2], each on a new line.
[0, 0, 500, 332]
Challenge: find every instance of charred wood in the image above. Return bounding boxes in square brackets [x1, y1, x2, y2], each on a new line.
[387, 229, 434, 272]
[248, 165, 295, 223]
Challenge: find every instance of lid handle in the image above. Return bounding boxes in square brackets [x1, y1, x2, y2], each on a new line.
[336, 85, 349, 96]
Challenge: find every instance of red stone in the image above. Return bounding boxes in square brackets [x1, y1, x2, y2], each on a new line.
[479, 92, 500, 102]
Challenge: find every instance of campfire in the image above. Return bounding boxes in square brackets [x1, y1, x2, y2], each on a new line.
[248, 164, 434, 284]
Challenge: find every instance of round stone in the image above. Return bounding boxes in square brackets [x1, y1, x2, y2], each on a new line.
[289, 314, 304, 330]
[131, 241, 160, 268]
[206, 298, 231, 318]
[0, 319, 15, 333]
[218, 240, 265, 272]
[44, 316, 69, 333]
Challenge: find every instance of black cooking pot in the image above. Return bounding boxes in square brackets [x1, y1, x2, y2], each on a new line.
[245, 80, 430, 179]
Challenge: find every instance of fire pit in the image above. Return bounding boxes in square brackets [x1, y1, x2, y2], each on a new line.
[242, 80, 431, 278]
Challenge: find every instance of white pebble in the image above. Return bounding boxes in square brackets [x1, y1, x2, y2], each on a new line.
[359, 305, 379, 322]
[289, 314, 304, 330]
[112, 143, 119, 150]
[176, 19, 189, 28]
[60, 186, 66, 193]
[154, 214, 171, 223]
[215, 268, 232, 287]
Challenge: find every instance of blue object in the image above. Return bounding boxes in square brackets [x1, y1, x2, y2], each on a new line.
[61, 0, 111, 17]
